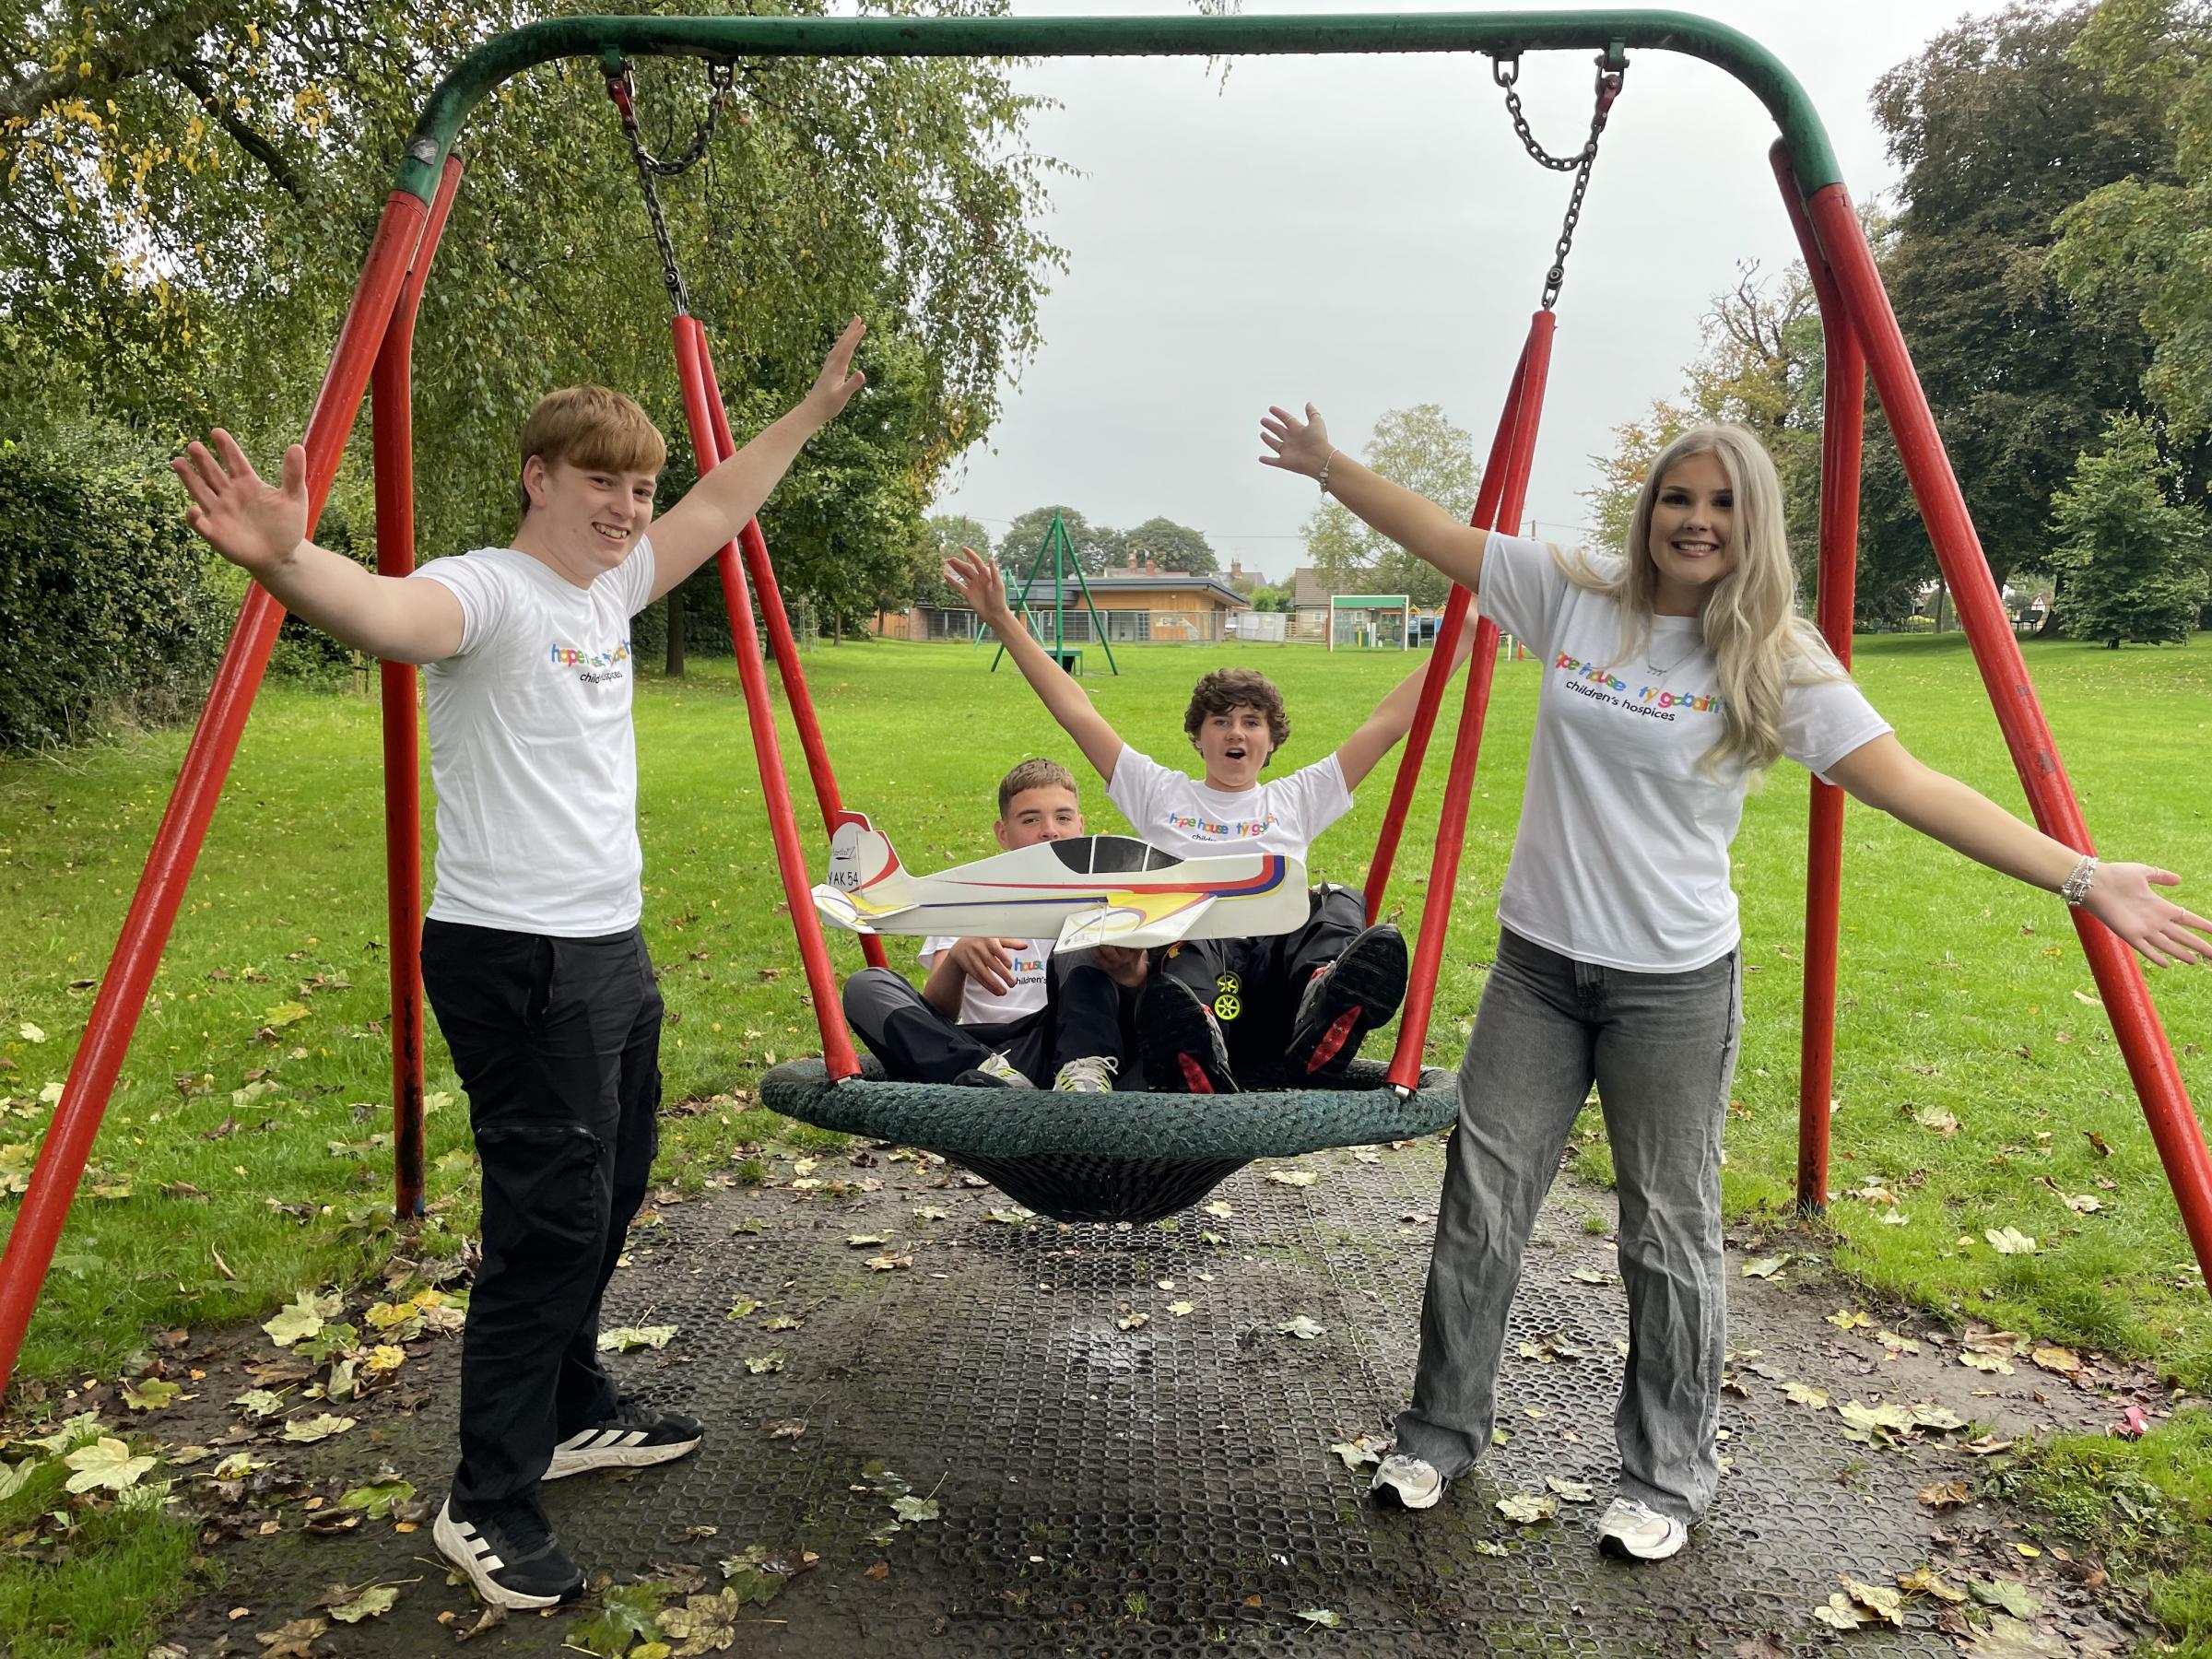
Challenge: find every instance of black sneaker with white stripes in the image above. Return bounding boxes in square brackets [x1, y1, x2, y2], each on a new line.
[434, 1494, 584, 1609]
[544, 1395, 705, 1480]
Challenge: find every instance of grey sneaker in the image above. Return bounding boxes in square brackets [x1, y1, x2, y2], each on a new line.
[1369, 1453, 1444, 1510]
[966, 1051, 1034, 1088]
[1597, 1496, 1688, 1561]
[1052, 1055, 1117, 1094]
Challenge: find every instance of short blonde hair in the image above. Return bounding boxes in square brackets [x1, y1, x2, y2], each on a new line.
[997, 757, 1078, 819]
[516, 386, 666, 514]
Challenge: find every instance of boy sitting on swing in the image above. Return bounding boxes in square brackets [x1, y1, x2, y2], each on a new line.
[944, 548, 1478, 1092]
[174, 321, 866, 1611]
[842, 757, 1136, 1092]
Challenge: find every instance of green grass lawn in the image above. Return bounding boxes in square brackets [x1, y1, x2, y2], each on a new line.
[1, 630, 2209, 1649]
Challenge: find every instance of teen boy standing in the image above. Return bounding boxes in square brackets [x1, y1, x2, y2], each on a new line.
[173, 319, 866, 1609]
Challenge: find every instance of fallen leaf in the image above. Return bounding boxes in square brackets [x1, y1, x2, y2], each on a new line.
[1783, 1382, 1830, 1409]
[762, 1418, 806, 1440]
[1896, 1564, 1968, 1603]
[1328, 1432, 1389, 1469]
[1968, 1579, 2041, 1618]
[1741, 1254, 1788, 1279]
[1960, 1614, 2069, 1658]
[863, 1561, 888, 1581]
[1839, 1575, 1903, 1628]
[263, 1289, 341, 1347]
[1544, 1476, 1595, 1502]
[322, 1583, 402, 1623]
[2084, 1131, 2112, 1158]
[282, 1413, 356, 1443]
[1917, 1478, 1972, 1510]
[64, 1436, 156, 1494]
[1495, 1492, 1558, 1524]
[597, 1324, 678, 1352]
[1812, 1593, 1873, 1630]
[1266, 1170, 1318, 1188]
[1825, 1309, 1872, 1330]
[744, 1353, 785, 1374]
[2030, 1345, 2082, 1375]
[18, 1023, 43, 1043]
[1117, 1312, 1150, 1332]
[337, 1477, 415, 1519]
[1204, 1201, 1233, 1218]
[892, 1495, 940, 1523]
[1293, 1608, 1342, 1628]
[1167, 1300, 1195, 1317]
[2063, 1192, 2103, 1213]
[865, 1253, 912, 1272]
[1960, 1350, 2016, 1375]
[1913, 1105, 1960, 1135]
[253, 1617, 328, 1657]
[1985, 1226, 2038, 1255]
[1277, 1315, 1325, 1341]
[845, 1234, 886, 1248]
[124, 1377, 182, 1411]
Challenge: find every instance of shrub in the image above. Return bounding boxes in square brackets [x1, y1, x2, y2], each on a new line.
[0, 443, 226, 749]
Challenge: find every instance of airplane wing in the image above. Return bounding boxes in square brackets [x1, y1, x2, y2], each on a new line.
[1053, 890, 1218, 953]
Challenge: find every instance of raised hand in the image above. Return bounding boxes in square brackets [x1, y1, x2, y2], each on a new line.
[172, 430, 309, 579]
[1259, 403, 1335, 480]
[806, 316, 867, 422]
[2084, 864, 2212, 969]
[943, 546, 1013, 626]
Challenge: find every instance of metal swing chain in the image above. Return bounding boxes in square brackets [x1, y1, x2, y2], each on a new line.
[1491, 51, 1627, 310]
[606, 59, 735, 316]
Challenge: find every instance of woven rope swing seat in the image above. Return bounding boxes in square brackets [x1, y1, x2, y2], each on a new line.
[760, 1055, 1459, 1224]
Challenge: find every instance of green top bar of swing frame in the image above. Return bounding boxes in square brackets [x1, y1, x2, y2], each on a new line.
[394, 9, 1841, 205]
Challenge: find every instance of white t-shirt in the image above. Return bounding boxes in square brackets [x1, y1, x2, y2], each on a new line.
[410, 542, 658, 936]
[919, 937, 1053, 1026]
[1106, 748, 1353, 863]
[1479, 534, 1891, 971]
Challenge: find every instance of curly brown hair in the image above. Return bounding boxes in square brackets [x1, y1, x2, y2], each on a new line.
[1183, 668, 1289, 768]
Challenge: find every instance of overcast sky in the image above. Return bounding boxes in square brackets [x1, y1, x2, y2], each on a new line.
[931, 0, 2017, 583]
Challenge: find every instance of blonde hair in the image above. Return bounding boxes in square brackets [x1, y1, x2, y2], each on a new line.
[516, 386, 667, 514]
[1557, 423, 1841, 774]
[996, 757, 1078, 818]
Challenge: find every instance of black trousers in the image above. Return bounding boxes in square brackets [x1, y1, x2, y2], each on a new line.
[843, 956, 1125, 1086]
[421, 919, 662, 1510]
[1156, 884, 1366, 1073]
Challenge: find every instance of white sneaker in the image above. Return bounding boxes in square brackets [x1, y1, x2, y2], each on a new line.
[970, 1051, 1034, 1088]
[1052, 1055, 1117, 1093]
[1597, 1496, 1688, 1561]
[1369, 1453, 1444, 1510]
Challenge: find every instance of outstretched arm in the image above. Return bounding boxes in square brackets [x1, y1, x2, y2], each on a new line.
[942, 547, 1126, 782]
[1332, 608, 1484, 790]
[1260, 403, 1492, 592]
[173, 432, 464, 664]
[647, 317, 867, 600]
[1826, 734, 2212, 968]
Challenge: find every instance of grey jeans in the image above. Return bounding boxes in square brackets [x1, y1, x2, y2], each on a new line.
[1393, 926, 1743, 1523]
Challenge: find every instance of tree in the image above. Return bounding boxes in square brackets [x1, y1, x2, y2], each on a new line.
[1304, 404, 1477, 608]
[1120, 515, 1219, 576]
[0, 0, 1066, 618]
[2049, 0, 2212, 457]
[2046, 413, 2208, 646]
[1865, 2, 2174, 594]
[999, 504, 1120, 578]
[913, 512, 991, 606]
[1247, 582, 1291, 613]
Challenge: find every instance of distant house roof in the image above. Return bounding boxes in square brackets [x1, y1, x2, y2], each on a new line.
[1014, 573, 1249, 609]
[1290, 566, 1330, 608]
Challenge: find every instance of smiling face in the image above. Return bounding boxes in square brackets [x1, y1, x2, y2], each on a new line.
[1193, 704, 1275, 792]
[1644, 451, 1739, 615]
[518, 457, 659, 586]
[994, 785, 1083, 851]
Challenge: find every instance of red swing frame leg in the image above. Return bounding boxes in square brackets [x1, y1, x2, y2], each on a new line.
[690, 333, 886, 972]
[1806, 184, 2212, 1284]
[0, 191, 435, 1391]
[1362, 332, 1534, 923]
[1386, 312, 1557, 1092]
[669, 316, 862, 1079]
[1773, 149, 1865, 1217]
[373, 156, 465, 1220]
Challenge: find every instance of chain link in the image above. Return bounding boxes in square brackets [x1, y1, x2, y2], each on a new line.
[1489, 53, 1627, 309]
[606, 60, 735, 316]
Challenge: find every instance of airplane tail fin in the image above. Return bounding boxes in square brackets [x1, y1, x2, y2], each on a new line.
[815, 812, 915, 933]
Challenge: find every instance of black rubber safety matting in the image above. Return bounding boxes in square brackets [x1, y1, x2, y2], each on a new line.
[165, 1137, 1982, 1657]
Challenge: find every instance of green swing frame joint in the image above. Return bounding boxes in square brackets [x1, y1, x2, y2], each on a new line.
[991, 511, 1121, 677]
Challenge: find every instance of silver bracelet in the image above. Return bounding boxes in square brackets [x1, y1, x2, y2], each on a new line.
[2060, 853, 2099, 908]
[1316, 449, 1336, 495]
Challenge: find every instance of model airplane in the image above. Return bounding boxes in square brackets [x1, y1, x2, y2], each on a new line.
[812, 812, 1309, 953]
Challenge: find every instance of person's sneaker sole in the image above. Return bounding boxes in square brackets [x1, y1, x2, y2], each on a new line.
[433, 1501, 582, 1609]
[544, 1428, 702, 1481]
[1288, 927, 1408, 1079]
[1369, 1462, 1445, 1511]
[1138, 979, 1237, 1093]
[1597, 1519, 1689, 1561]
